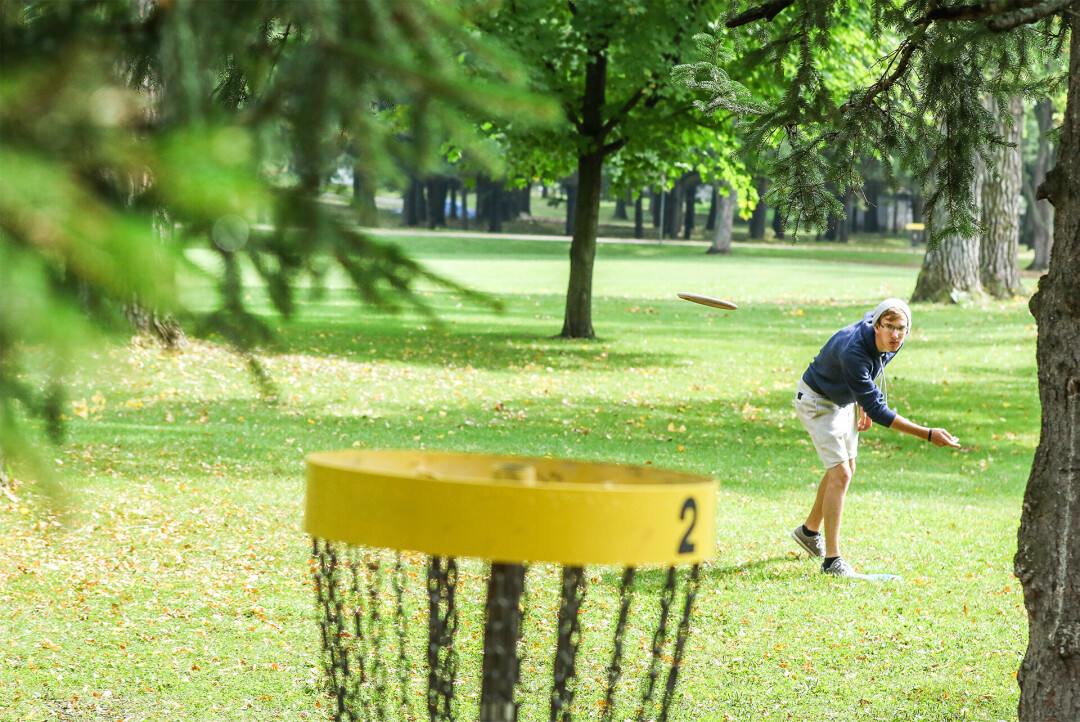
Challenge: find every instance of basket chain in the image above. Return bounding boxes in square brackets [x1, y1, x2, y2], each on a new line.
[638, 566, 678, 721]
[312, 538, 360, 721]
[659, 563, 703, 721]
[599, 567, 636, 722]
[393, 553, 414, 721]
[551, 565, 588, 721]
[426, 556, 459, 722]
[316, 542, 702, 722]
[480, 562, 528, 721]
[361, 554, 387, 721]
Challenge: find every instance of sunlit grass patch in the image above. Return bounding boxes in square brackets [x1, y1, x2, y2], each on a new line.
[1, 235, 1034, 720]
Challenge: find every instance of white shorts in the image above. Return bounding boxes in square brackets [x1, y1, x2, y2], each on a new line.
[794, 379, 858, 469]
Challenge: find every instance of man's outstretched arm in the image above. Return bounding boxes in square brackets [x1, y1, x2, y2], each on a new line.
[889, 414, 961, 448]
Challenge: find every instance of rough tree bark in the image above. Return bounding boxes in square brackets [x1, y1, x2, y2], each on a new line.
[912, 163, 985, 302]
[1027, 96, 1057, 271]
[1016, 12, 1080, 721]
[980, 95, 1024, 298]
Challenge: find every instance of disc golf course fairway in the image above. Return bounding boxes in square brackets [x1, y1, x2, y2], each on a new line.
[0, 235, 1036, 720]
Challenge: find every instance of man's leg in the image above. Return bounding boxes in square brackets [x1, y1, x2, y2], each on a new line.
[803, 459, 855, 558]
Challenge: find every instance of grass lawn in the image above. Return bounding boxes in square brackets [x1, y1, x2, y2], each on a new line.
[1, 234, 1037, 721]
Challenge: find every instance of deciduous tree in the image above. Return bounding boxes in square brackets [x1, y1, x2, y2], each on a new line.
[473, 0, 753, 338]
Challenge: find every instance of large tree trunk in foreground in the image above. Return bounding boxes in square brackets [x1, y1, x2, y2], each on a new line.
[980, 95, 1024, 298]
[1016, 15, 1080, 721]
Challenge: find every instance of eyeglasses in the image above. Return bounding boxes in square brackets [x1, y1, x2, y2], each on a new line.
[879, 322, 908, 335]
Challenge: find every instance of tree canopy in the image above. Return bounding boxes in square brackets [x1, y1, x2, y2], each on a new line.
[471, 0, 755, 338]
[678, 0, 1068, 243]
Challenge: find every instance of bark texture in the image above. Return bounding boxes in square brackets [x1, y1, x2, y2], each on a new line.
[1027, 97, 1056, 271]
[980, 95, 1024, 297]
[912, 167, 984, 303]
[1016, 12, 1080, 721]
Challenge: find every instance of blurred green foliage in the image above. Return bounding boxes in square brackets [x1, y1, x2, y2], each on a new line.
[0, 0, 557, 480]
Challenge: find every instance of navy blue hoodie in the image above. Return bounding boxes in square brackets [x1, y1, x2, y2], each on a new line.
[801, 312, 898, 427]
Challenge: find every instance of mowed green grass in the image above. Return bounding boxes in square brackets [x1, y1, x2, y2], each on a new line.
[1, 235, 1038, 721]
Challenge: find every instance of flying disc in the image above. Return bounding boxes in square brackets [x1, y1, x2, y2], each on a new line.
[677, 292, 738, 310]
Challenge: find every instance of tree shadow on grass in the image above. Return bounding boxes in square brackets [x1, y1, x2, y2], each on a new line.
[593, 555, 794, 590]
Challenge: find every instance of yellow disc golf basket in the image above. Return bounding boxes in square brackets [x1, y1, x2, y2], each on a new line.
[305, 449, 716, 722]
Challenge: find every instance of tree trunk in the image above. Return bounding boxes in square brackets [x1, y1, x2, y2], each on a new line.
[707, 181, 736, 255]
[911, 171, 984, 303]
[127, 209, 188, 349]
[682, 175, 698, 240]
[836, 187, 852, 244]
[461, 183, 470, 231]
[560, 44, 609, 340]
[352, 163, 378, 226]
[864, 174, 882, 233]
[563, 179, 577, 237]
[772, 202, 786, 239]
[664, 185, 683, 239]
[402, 178, 424, 227]
[561, 149, 603, 339]
[1017, 16, 1080, 721]
[426, 176, 449, 229]
[613, 189, 629, 220]
[704, 183, 717, 231]
[487, 178, 503, 233]
[634, 191, 644, 239]
[519, 184, 532, 216]
[1027, 97, 1057, 271]
[980, 95, 1024, 298]
[749, 177, 768, 238]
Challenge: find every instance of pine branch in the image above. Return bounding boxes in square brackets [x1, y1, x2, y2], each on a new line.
[725, 0, 797, 29]
[921, 0, 1042, 24]
[988, 0, 1078, 31]
[839, 34, 923, 114]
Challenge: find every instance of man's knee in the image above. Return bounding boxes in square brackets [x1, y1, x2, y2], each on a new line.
[826, 462, 853, 489]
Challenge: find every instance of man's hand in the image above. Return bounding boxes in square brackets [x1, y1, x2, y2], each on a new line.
[930, 428, 960, 448]
[857, 406, 872, 432]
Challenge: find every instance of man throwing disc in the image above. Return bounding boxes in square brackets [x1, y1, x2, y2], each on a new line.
[791, 298, 960, 578]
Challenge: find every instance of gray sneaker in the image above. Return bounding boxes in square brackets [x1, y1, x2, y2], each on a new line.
[822, 557, 867, 579]
[791, 526, 826, 557]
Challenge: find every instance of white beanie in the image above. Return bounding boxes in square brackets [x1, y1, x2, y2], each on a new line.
[872, 298, 911, 329]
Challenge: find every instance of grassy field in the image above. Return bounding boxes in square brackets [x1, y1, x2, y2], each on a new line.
[1, 234, 1038, 721]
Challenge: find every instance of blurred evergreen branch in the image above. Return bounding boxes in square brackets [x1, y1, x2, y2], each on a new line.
[0, 0, 555, 482]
